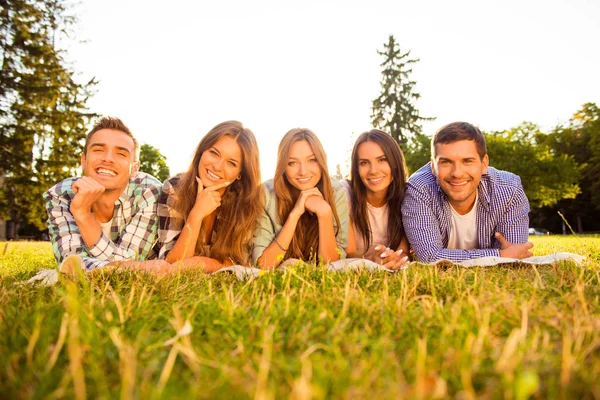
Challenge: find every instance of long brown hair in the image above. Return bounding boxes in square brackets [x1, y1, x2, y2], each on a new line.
[349, 129, 408, 251]
[172, 121, 262, 264]
[274, 128, 341, 260]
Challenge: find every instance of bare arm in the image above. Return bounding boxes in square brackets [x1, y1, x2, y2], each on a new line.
[305, 196, 339, 264]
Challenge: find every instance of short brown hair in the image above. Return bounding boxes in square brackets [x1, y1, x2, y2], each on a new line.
[84, 117, 139, 159]
[432, 122, 487, 160]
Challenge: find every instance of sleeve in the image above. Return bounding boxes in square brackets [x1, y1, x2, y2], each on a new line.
[494, 177, 530, 246]
[333, 183, 349, 258]
[86, 185, 161, 262]
[252, 186, 277, 262]
[402, 183, 499, 263]
[44, 185, 109, 271]
[156, 178, 184, 259]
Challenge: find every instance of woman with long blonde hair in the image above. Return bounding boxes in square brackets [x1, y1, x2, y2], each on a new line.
[158, 121, 262, 271]
[253, 128, 349, 269]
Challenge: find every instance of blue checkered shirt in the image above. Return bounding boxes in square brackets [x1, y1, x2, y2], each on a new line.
[401, 163, 530, 262]
[44, 172, 162, 271]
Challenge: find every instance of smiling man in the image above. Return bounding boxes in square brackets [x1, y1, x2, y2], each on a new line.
[44, 117, 163, 271]
[402, 122, 533, 262]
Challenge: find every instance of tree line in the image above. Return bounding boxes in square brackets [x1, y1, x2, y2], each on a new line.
[1, 2, 597, 237]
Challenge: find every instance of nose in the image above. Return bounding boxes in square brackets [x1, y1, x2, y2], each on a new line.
[451, 162, 463, 177]
[298, 162, 306, 175]
[369, 163, 378, 174]
[103, 149, 116, 163]
[213, 157, 223, 171]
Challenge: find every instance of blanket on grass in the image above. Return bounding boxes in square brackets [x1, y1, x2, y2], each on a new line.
[18, 252, 587, 286]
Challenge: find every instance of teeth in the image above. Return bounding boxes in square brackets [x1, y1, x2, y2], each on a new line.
[369, 177, 384, 184]
[207, 170, 220, 180]
[450, 181, 468, 186]
[97, 168, 116, 176]
[297, 177, 310, 182]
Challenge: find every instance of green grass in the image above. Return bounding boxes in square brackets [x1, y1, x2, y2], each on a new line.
[0, 237, 599, 399]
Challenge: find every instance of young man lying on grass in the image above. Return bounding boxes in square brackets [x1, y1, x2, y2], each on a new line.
[402, 122, 534, 263]
[44, 116, 169, 274]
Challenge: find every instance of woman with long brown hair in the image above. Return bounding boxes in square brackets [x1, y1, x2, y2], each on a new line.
[158, 121, 262, 271]
[344, 129, 410, 269]
[253, 128, 349, 269]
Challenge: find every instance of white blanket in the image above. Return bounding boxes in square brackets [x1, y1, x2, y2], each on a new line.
[18, 252, 587, 286]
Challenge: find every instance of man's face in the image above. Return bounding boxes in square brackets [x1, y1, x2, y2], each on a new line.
[431, 140, 488, 214]
[81, 129, 139, 192]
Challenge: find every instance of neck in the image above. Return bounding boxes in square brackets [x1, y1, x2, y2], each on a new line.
[366, 190, 387, 208]
[91, 188, 123, 222]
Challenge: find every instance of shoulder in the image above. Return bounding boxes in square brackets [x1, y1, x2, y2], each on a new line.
[161, 175, 181, 194]
[484, 167, 523, 190]
[44, 177, 79, 201]
[262, 179, 275, 196]
[127, 172, 162, 200]
[330, 177, 346, 194]
[406, 163, 439, 193]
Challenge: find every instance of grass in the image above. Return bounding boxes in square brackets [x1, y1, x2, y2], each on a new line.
[0, 236, 599, 399]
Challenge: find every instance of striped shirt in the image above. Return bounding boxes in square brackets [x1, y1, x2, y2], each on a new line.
[401, 163, 530, 262]
[44, 172, 162, 271]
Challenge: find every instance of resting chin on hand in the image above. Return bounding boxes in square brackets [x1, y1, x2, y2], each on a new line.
[70, 177, 106, 248]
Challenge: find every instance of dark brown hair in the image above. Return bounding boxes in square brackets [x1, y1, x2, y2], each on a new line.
[171, 121, 262, 265]
[432, 121, 487, 160]
[274, 128, 341, 261]
[348, 129, 408, 251]
[85, 116, 139, 159]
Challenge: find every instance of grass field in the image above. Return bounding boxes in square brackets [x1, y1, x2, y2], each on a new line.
[0, 237, 599, 399]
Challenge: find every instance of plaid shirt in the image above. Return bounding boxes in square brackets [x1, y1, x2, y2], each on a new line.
[44, 172, 162, 271]
[402, 163, 530, 262]
[156, 176, 186, 259]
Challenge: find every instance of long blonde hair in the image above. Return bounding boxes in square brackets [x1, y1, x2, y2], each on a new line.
[171, 121, 262, 264]
[274, 128, 341, 261]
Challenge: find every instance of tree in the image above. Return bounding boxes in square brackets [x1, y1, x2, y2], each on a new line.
[371, 34, 434, 154]
[139, 144, 170, 182]
[485, 123, 580, 210]
[0, 0, 96, 235]
[535, 103, 600, 232]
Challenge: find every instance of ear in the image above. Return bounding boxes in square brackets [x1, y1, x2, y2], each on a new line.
[482, 154, 489, 174]
[130, 160, 140, 177]
[80, 152, 86, 172]
[236, 174, 242, 181]
[430, 158, 437, 176]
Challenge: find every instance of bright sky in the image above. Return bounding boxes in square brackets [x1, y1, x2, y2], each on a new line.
[67, 0, 600, 179]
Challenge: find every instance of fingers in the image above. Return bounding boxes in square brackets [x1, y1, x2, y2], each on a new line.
[494, 232, 510, 249]
[196, 177, 204, 193]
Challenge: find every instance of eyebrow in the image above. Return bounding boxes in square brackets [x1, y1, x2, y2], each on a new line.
[289, 153, 316, 160]
[212, 146, 240, 164]
[89, 143, 131, 155]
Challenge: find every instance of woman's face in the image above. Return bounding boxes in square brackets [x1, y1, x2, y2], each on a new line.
[357, 141, 392, 197]
[198, 136, 242, 191]
[285, 140, 322, 191]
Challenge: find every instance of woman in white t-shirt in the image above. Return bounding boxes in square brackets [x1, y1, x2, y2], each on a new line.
[345, 129, 410, 269]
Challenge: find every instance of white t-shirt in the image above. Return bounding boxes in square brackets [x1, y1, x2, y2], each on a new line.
[447, 198, 479, 250]
[342, 181, 389, 255]
[98, 219, 113, 239]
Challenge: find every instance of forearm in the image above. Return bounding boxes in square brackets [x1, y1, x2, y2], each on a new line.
[165, 216, 202, 263]
[257, 212, 300, 269]
[72, 211, 102, 249]
[317, 212, 340, 263]
[171, 256, 224, 273]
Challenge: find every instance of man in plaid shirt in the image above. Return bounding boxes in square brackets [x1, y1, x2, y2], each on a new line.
[402, 122, 534, 263]
[44, 117, 164, 271]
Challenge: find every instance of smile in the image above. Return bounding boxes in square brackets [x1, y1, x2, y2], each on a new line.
[368, 176, 385, 184]
[96, 168, 116, 177]
[206, 169, 222, 181]
[448, 181, 469, 187]
[296, 177, 312, 183]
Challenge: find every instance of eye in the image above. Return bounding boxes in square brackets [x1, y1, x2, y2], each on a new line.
[439, 160, 450, 165]
[308, 158, 318, 163]
[359, 160, 368, 166]
[117, 152, 127, 157]
[228, 160, 237, 167]
[379, 157, 388, 163]
[464, 159, 474, 165]
[287, 160, 297, 167]
[93, 148, 104, 153]
[209, 149, 218, 156]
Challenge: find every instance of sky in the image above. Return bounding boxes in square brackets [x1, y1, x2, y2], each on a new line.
[66, 0, 600, 179]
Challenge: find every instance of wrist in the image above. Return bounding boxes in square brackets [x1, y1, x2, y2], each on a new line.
[71, 208, 94, 223]
[316, 207, 332, 219]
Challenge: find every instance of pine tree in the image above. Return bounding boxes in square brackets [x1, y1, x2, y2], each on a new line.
[0, 0, 97, 235]
[139, 144, 170, 182]
[371, 35, 433, 149]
